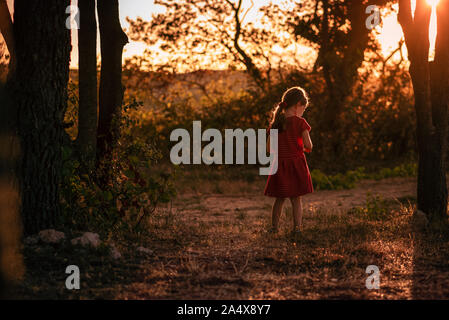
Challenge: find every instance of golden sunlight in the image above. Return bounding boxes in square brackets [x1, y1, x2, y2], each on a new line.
[1, 0, 442, 68]
[428, 0, 439, 61]
[55, 0, 443, 68]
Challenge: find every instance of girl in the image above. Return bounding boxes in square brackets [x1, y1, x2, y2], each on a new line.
[264, 86, 313, 235]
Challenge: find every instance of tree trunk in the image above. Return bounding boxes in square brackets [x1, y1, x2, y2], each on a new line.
[77, 0, 98, 170]
[96, 0, 128, 185]
[423, 0, 449, 220]
[320, 0, 370, 158]
[399, 0, 449, 222]
[10, 0, 71, 235]
[230, 0, 265, 91]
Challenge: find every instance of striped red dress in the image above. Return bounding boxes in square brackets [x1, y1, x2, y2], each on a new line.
[264, 116, 313, 198]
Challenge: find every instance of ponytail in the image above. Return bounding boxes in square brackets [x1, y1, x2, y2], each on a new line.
[270, 102, 287, 132]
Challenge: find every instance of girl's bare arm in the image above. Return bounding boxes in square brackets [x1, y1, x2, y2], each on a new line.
[302, 130, 313, 152]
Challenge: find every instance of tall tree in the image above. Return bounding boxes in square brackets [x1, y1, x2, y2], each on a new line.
[96, 0, 128, 184]
[284, 0, 391, 155]
[10, 0, 71, 234]
[77, 0, 98, 170]
[398, 0, 449, 221]
[0, 1, 20, 297]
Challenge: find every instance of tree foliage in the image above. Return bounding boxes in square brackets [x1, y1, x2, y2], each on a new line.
[127, 0, 297, 90]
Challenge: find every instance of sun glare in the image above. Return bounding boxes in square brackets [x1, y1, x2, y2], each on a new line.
[427, 0, 440, 7]
[428, 0, 438, 61]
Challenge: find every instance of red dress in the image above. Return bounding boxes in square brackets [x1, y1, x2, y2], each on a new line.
[264, 116, 313, 198]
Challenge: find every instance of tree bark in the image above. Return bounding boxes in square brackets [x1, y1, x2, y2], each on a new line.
[398, 0, 449, 221]
[425, 0, 449, 219]
[77, 0, 98, 170]
[96, 0, 128, 185]
[10, 0, 71, 235]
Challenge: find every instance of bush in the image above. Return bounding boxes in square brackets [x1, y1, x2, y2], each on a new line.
[125, 66, 416, 172]
[60, 99, 177, 241]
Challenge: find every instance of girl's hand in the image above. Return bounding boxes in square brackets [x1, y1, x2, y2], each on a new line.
[304, 147, 312, 153]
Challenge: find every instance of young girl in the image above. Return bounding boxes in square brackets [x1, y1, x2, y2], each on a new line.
[264, 86, 313, 235]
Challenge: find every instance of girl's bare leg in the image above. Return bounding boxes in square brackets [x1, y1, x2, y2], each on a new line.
[271, 198, 285, 230]
[290, 196, 303, 230]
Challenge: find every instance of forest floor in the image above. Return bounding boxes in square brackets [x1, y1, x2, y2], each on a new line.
[12, 173, 449, 299]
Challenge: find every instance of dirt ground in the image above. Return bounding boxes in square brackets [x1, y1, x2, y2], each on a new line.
[180, 176, 418, 218]
[112, 176, 447, 299]
[14, 176, 449, 299]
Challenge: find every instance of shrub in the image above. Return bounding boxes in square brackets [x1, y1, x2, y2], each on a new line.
[60, 99, 177, 241]
[125, 66, 416, 172]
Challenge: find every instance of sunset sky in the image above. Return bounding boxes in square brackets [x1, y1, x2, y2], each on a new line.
[2, 0, 439, 69]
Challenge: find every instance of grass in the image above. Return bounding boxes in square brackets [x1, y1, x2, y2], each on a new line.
[168, 163, 419, 195]
[311, 163, 418, 191]
[10, 174, 449, 299]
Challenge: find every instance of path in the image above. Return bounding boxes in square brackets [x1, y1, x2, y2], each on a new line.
[177, 177, 417, 219]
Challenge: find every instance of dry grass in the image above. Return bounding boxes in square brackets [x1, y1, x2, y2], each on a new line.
[10, 171, 449, 299]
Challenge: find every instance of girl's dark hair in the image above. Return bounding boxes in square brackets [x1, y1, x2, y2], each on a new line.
[270, 86, 309, 132]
